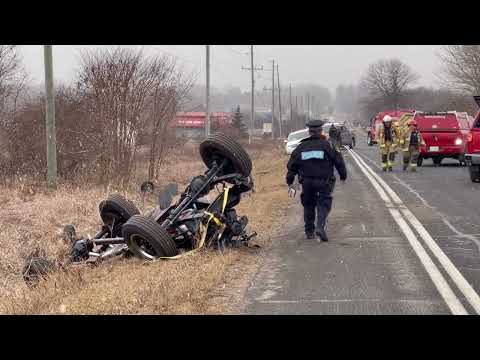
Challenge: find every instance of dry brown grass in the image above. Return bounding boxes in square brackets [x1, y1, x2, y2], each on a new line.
[0, 141, 292, 314]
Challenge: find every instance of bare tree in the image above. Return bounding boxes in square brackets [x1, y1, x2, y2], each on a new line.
[438, 45, 480, 95]
[76, 48, 163, 187]
[75, 47, 195, 187]
[0, 46, 27, 121]
[360, 58, 420, 110]
[0, 46, 30, 179]
[144, 56, 195, 180]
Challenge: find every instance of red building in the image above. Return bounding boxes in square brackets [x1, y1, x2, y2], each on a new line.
[174, 112, 232, 138]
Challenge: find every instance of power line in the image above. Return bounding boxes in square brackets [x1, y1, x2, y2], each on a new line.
[221, 45, 249, 56]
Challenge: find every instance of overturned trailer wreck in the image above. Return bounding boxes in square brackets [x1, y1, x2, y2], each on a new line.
[23, 133, 257, 282]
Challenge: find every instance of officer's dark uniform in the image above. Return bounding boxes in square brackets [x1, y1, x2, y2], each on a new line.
[286, 120, 347, 241]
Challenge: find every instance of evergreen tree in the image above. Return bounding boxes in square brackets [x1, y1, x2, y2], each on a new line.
[231, 105, 248, 138]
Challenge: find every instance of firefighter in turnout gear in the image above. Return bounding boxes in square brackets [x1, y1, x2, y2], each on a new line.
[397, 113, 414, 138]
[286, 120, 347, 241]
[378, 115, 399, 171]
[400, 119, 425, 172]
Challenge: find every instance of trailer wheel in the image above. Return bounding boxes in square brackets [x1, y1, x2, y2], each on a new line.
[99, 193, 140, 236]
[123, 215, 178, 260]
[199, 132, 252, 177]
[469, 165, 480, 183]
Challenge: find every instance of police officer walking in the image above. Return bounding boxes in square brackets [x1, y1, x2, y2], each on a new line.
[286, 120, 347, 241]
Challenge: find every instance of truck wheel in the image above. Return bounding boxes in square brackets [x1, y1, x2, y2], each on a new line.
[433, 157, 442, 167]
[469, 165, 480, 183]
[99, 193, 140, 236]
[123, 215, 178, 260]
[200, 132, 252, 177]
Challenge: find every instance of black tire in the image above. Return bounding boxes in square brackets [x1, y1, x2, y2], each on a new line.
[122, 215, 178, 260]
[469, 165, 480, 183]
[99, 193, 140, 227]
[199, 132, 252, 177]
[433, 157, 442, 167]
[417, 156, 423, 167]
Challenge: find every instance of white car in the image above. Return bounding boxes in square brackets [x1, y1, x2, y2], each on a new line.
[285, 128, 310, 155]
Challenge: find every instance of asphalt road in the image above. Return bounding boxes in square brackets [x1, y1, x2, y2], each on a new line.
[242, 131, 480, 315]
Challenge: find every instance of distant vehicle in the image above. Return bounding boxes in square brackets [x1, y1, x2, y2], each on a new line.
[367, 109, 415, 146]
[465, 96, 480, 182]
[339, 125, 356, 149]
[263, 122, 272, 136]
[285, 128, 309, 155]
[414, 111, 471, 166]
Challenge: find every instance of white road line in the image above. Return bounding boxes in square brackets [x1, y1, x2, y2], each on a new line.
[356, 150, 436, 209]
[259, 299, 445, 304]
[356, 151, 480, 250]
[346, 148, 468, 315]
[350, 148, 480, 314]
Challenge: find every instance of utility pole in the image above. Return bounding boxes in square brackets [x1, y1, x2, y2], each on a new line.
[276, 64, 282, 138]
[44, 45, 57, 189]
[289, 83, 293, 134]
[205, 45, 210, 137]
[312, 95, 315, 119]
[250, 45, 254, 143]
[271, 60, 275, 139]
[241, 46, 263, 144]
[307, 93, 310, 123]
[295, 95, 298, 131]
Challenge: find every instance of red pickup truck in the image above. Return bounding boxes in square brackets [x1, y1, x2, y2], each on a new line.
[367, 109, 415, 146]
[465, 96, 480, 182]
[414, 111, 471, 167]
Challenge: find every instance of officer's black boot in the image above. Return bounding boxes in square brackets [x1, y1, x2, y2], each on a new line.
[315, 200, 330, 242]
[304, 204, 316, 240]
[316, 227, 329, 242]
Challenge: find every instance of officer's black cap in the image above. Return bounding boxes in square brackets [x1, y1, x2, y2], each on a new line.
[306, 119, 325, 128]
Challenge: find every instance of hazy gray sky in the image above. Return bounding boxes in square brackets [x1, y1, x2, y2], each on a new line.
[19, 45, 444, 93]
